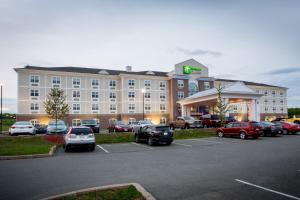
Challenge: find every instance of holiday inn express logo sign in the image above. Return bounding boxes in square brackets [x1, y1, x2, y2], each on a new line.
[182, 65, 202, 75]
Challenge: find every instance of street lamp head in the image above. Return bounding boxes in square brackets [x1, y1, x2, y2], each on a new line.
[141, 88, 146, 93]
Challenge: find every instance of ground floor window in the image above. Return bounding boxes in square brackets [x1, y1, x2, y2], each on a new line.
[72, 119, 81, 126]
[109, 118, 117, 125]
[128, 118, 136, 125]
[30, 119, 39, 126]
[160, 117, 166, 125]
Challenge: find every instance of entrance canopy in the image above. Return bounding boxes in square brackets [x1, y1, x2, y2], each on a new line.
[177, 82, 263, 121]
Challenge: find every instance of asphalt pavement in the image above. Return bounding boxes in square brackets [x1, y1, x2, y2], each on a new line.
[0, 134, 300, 200]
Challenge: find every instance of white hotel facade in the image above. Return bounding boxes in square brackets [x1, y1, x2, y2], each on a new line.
[15, 59, 288, 128]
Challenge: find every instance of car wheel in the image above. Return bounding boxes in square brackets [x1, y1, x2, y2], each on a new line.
[217, 131, 224, 138]
[148, 137, 154, 146]
[283, 129, 288, 135]
[253, 136, 259, 139]
[239, 132, 246, 139]
[90, 145, 95, 151]
[64, 145, 69, 152]
[184, 124, 190, 129]
[166, 141, 172, 145]
[135, 135, 140, 143]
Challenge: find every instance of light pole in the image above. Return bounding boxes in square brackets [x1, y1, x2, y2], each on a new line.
[0, 84, 3, 134]
[141, 88, 145, 120]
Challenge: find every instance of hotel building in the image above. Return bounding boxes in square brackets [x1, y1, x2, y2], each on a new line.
[15, 59, 288, 127]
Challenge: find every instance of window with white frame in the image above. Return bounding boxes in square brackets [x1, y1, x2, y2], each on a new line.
[128, 91, 135, 98]
[272, 99, 276, 104]
[280, 99, 284, 104]
[160, 93, 166, 101]
[204, 82, 210, 90]
[109, 80, 116, 87]
[52, 76, 61, 86]
[264, 90, 268, 95]
[145, 104, 151, 111]
[72, 78, 80, 88]
[109, 92, 116, 99]
[92, 103, 99, 111]
[272, 91, 276, 97]
[72, 90, 80, 98]
[177, 80, 184, 88]
[91, 79, 99, 88]
[128, 79, 135, 86]
[91, 91, 99, 99]
[280, 91, 284, 97]
[30, 75, 39, 83]
[265, 107, 268, 112]
[72, 103, 80, 111]
[272, 107, 276, 112]
[128, 104, 135, 112]
[280, 107, 284, 112]
[264, 99, 268, 103]
[159, 81, 166, 89]
[30, 119, 39, 126]
[72, 119, 81, 126]
[30, 89, 39, 97]
[110, 104, 116, 111]
[144, 92, 151, 99]
[160, 104, 166, 112]
[144, 80, 151, 87]
[160, 117, 166, 125]
[30, 103, 39, 111]
[177, 91, 184, 99]
[128, 118, 136, 124]
[233, 104, 238, 111]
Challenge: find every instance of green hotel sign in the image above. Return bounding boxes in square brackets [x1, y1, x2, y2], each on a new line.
[182, 65, 202, 75]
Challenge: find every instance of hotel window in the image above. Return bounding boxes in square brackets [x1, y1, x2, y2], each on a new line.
[233, 105, 238, 111]
[265, 107, 268, 112]
[92, 103, 99, 111]
[256, 90, 259, 94]
[144, 92, 151, 99]
[204, 82, 210, 90]
[109, 92, 116, 99]
[128, 79, 135, 86]
[73, 103, 80, 111]
[177, 80, 184, 88]
[128, 118, 136, 124]
[30, 75, 39, 83]
[110, 104, 116, 111]
[92, 80, 99, 88]
[159, 81, 166, 90]
[30, 89, 39, 97]
[128, 104, 135, 112]
[178, 91, 184, 99]
[72, 78, 80, 88]
[272, 100, 276, 104]
[92, 91, 99, 99]
[145, 104, 151, 111]
[280, 99, 284, 104]
[72, 90, 80, 98]
[109, 80, 116, 87]
[144, 80, 151, 87]
[160, 93, 166, 101]
[272, 91, 276, 97]
[272, 107, 276, 112]
[280, 92, 284, 97]
[160, 117, 166, 125]
[160, 104, 166, 112]
[264, 99, 268, 104]
[280, 107, 284, 112]
[30, 103, 39, 111]
[264, 90, 268, 95]
[52, 76, 61, 87]
[72, 119, 81, 126]
[128, 91, 135, 98]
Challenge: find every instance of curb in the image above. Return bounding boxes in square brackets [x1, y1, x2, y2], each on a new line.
[41, 183, 155, 200]
[0, 145, 57, 160]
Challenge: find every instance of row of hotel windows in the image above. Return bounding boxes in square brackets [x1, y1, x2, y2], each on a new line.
[256, 90, 285, 97]
[29, 75, 167, 89]
[232, 104, 286, 112]
[263, 99, 285, 104]
[30, 89, 167, 100]
[30, 103, 167, 112]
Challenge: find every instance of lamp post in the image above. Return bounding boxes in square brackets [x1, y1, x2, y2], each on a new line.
[0, 84, 3, 134]
[141, 88, 145, 120]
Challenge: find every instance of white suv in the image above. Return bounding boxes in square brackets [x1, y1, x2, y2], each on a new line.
[63, 126, 96, 152]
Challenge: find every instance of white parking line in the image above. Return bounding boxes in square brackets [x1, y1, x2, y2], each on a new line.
[188, 138, 222, 144]
[97, 145, 110, 153]
[235, 179, 300, 200]
[173, 142, 192, 147]
[130, 142, 154, 150]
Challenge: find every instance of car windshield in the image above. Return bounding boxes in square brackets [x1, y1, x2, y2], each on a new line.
[81, 120, 97, 125]
[129, 122, 138, 125]
[71, 128, 92, 135]
[49, 121, 65, 126]
[139, 120, 152, 124]
[183, 116, 194, 120]
[262, 122, 274, 126]
[115, 121, 126, 125]
[155, 126, 170, 131]
[15, 121, 31, 125]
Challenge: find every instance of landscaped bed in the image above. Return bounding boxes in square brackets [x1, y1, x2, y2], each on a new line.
[0, 136, 54, 156]
[52, 185, 145, 200]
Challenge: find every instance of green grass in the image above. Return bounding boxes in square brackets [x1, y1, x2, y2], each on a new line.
[1, 125, 11, 132]
[95, 129, 216, 144]
[55, 185, 145, 200]
[0, 136, 54, 156]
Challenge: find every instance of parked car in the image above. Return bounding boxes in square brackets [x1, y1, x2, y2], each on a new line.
[9, 121, 36, 136]
[169, 116, 202, 129]
[132, 120, 154, 132]
[259, 121, 282, 136]
[284, 115, 300, 124]
[63, 126, 95, 152]
[34, 124, 47, 134]
[272, 121, 300, 135]
[47, 120, 68, 134]
[216, 121, 262, 139]
[81, 119, 100, 133]
[108, 121, 133, 133]
[135, 125, 173, 146]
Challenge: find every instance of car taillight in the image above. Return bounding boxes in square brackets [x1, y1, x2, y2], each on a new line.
[28, 126, 32, 128]
[11, 126, 16, 129]
[88, 134, 94, 138]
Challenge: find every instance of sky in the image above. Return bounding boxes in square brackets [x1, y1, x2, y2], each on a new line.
[0, 0, 300, 113]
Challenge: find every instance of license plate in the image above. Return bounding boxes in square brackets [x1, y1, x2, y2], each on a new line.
[124, 129, 127, 131]
[164, 132, 168, 136]
[80, 135, 85, 138]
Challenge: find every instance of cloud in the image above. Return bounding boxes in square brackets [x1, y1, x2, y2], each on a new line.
[177, 47, 222, 56]
[264, 67, 300, 75]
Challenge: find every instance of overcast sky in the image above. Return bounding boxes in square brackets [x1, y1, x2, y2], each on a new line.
[0, 0, 300, 113]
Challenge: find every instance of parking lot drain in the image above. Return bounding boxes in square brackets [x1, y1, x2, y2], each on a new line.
[235, 179, 300, 200]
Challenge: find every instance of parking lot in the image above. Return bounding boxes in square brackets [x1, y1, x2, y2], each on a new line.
[1, 134, 300, 200]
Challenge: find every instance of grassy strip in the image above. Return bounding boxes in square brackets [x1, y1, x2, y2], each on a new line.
[54, 185, 145, 200]
[0, 136, 53, 156]
[96, 129, 216, 144]
[1, 125, 11, 132]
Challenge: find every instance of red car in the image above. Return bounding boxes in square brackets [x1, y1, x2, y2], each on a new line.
[108, 121, 133, 133]
[273, 121, 300, 135]
[216, 121, 262, 139]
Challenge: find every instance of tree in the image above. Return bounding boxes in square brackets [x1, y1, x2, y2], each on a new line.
[215, 84, 229, 126]
[44, 88, 70, 128]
